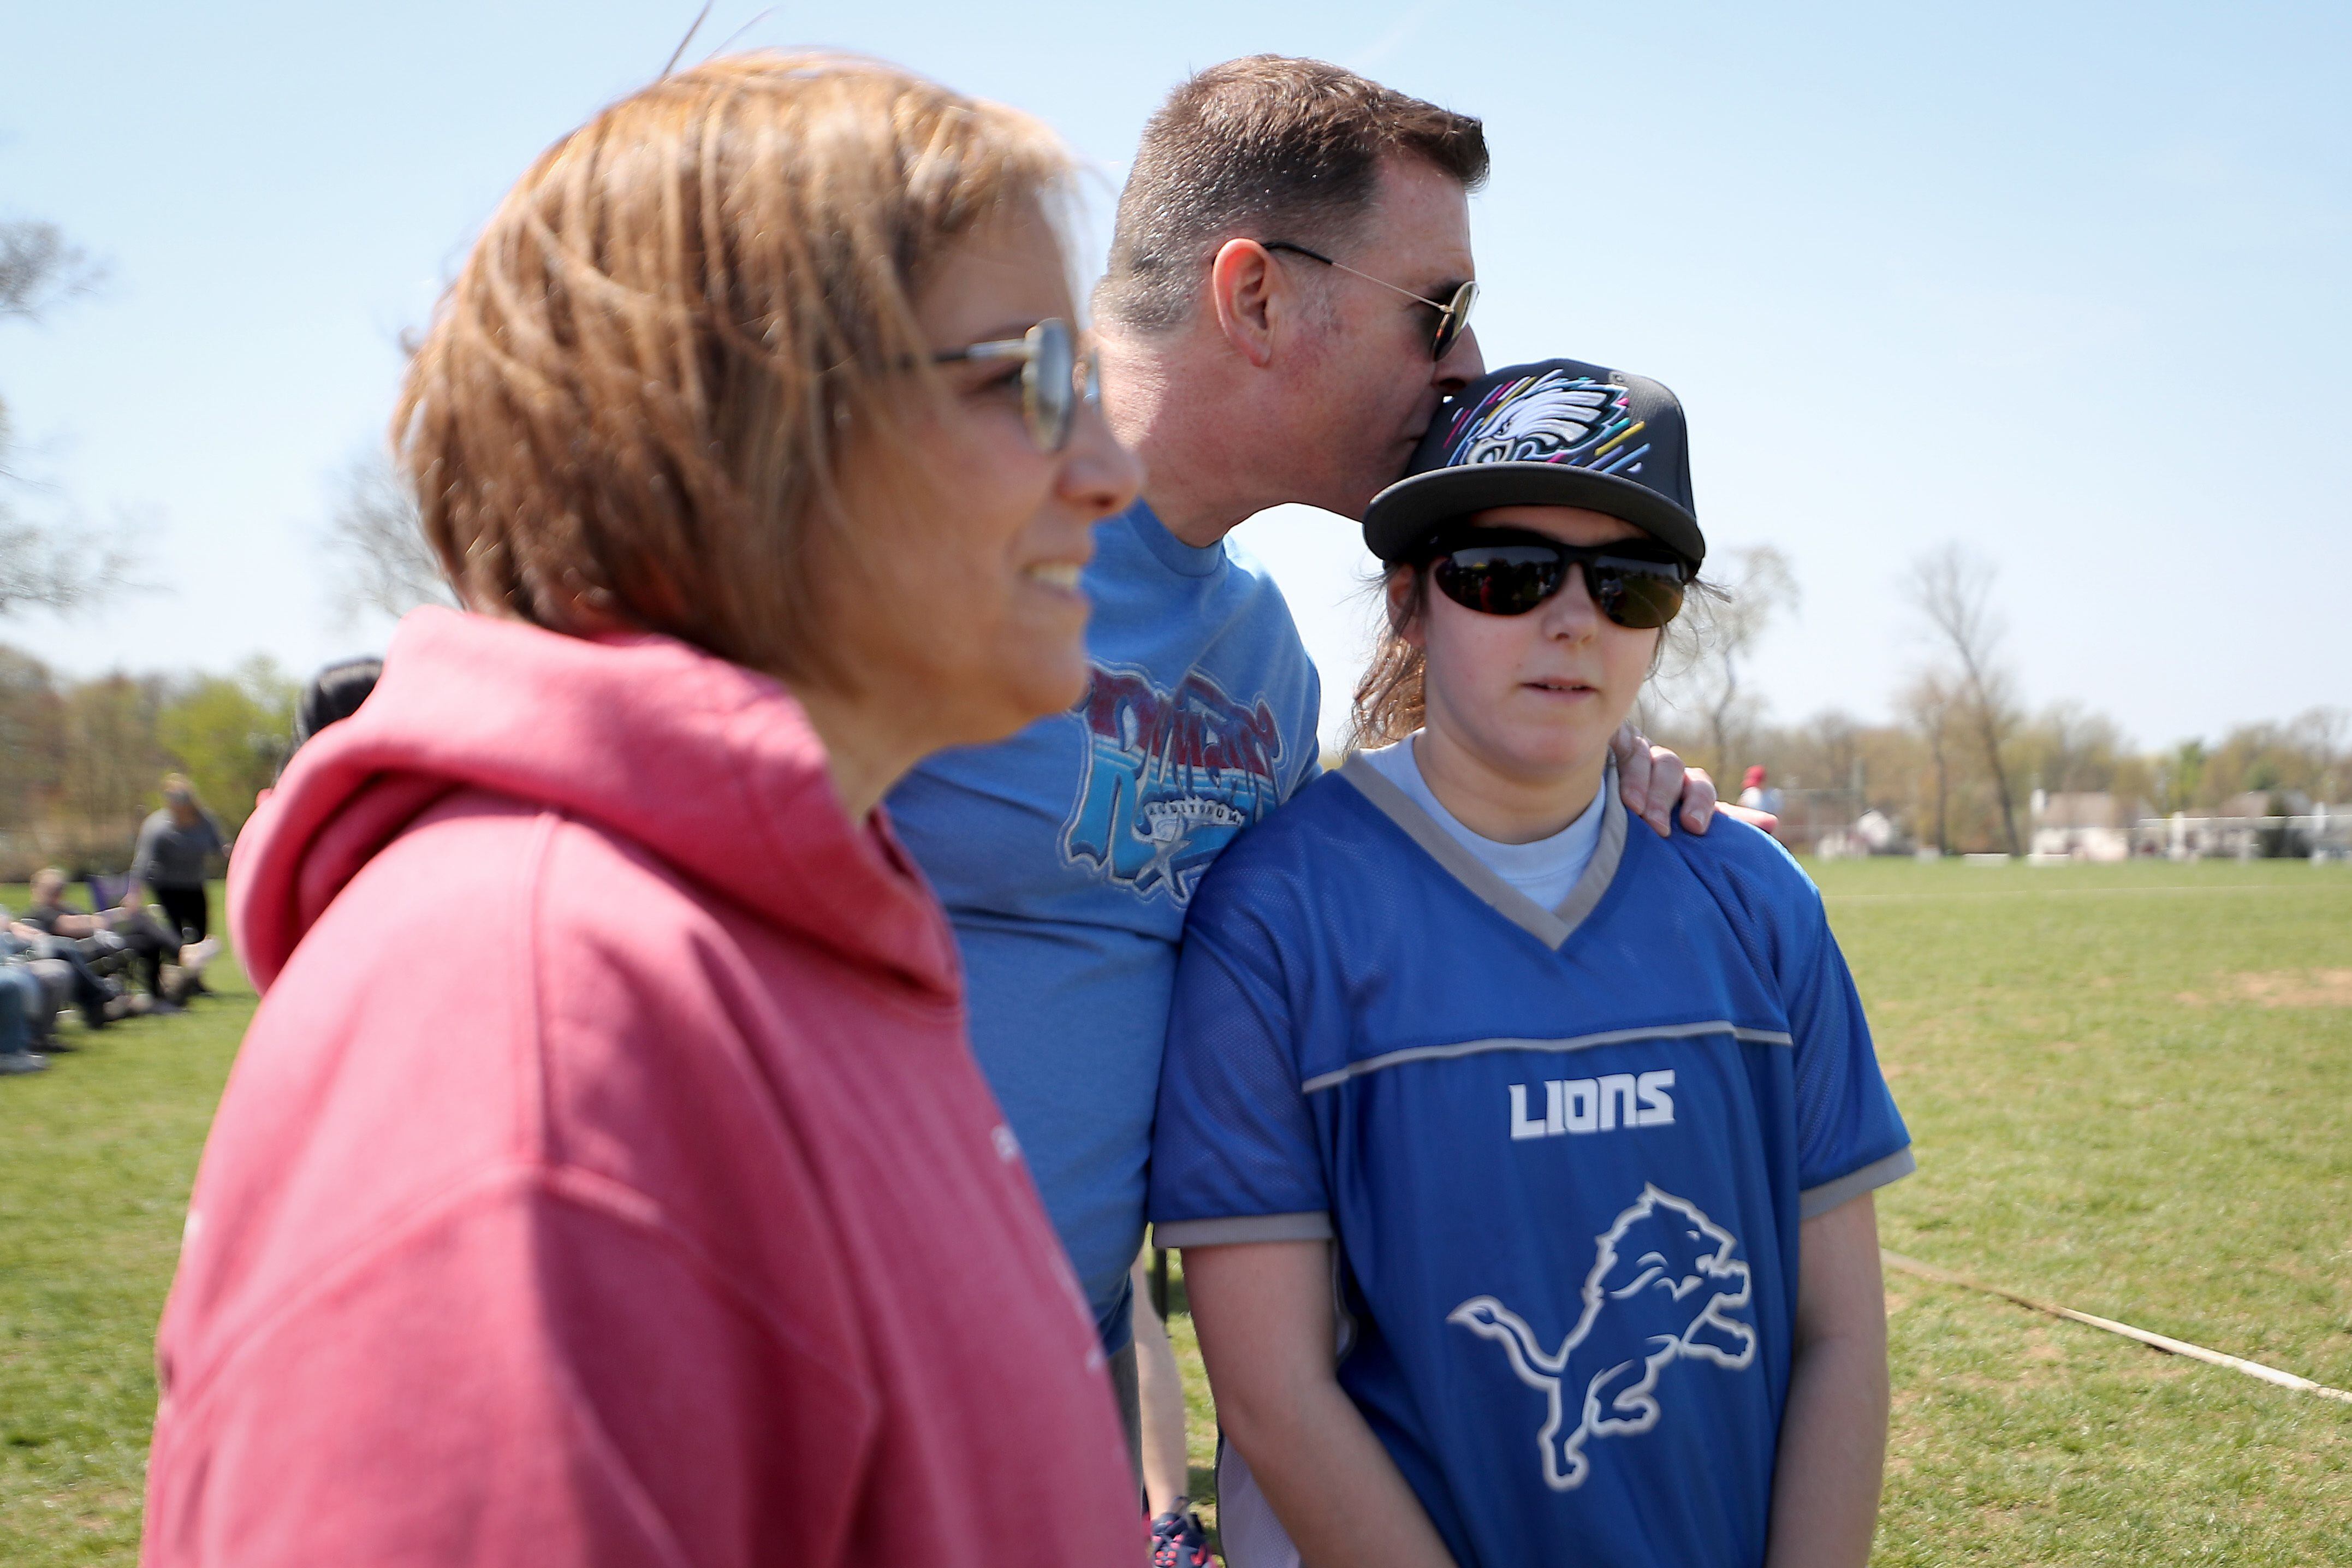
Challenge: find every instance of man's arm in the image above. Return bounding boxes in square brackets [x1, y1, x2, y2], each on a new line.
[1765, 1192, 1890, 1568]
[1183, 1240, 1458, 1568]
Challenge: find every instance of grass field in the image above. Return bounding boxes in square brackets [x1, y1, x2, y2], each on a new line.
[4, 862, 2348, 1563]
[0, 885, 248, 1564]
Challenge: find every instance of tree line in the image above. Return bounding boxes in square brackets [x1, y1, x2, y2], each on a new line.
[8, 211, 2342, 868]
[0, 649, 295, 882]
[1647, 543, 2347, 855]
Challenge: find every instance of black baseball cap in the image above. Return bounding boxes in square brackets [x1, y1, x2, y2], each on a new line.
[1363, 358, 1705, 569]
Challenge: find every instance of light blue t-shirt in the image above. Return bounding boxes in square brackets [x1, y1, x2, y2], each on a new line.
[887, 500, 1323, 1349]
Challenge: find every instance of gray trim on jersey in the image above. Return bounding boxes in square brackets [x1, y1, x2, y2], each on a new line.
[1154, 1211, 1335, 1248]
[1798, 1145, 1917, 1219]
[1299, 1019, 1795, 1095]
[1336, 753, 1628, 951]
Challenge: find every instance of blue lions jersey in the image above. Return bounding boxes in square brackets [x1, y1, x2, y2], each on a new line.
[1150, 758, 1913, 1568]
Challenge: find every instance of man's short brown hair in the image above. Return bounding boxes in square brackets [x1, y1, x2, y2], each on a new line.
[1096, 56, 1487, 333]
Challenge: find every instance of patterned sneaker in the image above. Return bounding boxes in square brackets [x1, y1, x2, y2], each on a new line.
[1148, 1501, 1212, 1568]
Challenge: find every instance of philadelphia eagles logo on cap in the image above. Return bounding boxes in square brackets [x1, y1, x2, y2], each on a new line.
[1363, 357, 1704, 569]
[1448, 371, 1644, 476]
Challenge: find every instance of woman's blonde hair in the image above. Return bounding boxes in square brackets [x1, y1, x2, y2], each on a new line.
[393, 51, 1072, 682]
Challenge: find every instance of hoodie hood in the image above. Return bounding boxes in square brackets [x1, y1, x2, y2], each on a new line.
[233, 607, 958, 1000]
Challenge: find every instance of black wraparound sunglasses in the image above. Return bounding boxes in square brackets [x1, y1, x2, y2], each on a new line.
[1262, 241, 1477, 361]
[933, 317, 1100, 453]
[1426, 530, 1689, 628]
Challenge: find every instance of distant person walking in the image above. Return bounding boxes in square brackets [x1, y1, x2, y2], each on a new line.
[132, 774, 226, 948]
[144, 53, 1143, 1567]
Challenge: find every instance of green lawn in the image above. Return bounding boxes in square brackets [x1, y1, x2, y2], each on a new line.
[5, 863, 2349, 1562]
[1, 885, 250, 1565]
[1830, 857, 2351, 1565]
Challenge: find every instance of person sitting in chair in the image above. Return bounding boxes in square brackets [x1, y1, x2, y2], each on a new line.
[6, 901, 112, 1031]
[21, 867, 183, 1013]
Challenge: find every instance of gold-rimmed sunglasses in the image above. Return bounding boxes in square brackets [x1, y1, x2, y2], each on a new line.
[1263, 241, 1478, 361]
[933, 317, 1101, 454]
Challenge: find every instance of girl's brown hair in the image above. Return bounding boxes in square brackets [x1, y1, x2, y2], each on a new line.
[393, 52, 1071, 682]
[1346, 567, 1432, 752]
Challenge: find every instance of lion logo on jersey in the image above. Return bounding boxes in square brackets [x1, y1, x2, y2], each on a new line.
[1448, 370, 1628, 467]
[1449, 1185, 1756, 1489]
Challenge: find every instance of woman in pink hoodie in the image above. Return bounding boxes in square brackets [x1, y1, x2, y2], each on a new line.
[145, 54, 1144, 1567]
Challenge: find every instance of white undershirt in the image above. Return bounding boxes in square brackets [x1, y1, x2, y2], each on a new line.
[1358, 733, 1607, 910]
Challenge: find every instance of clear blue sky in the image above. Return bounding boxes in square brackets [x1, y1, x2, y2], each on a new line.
[4, 0, 2346, 752]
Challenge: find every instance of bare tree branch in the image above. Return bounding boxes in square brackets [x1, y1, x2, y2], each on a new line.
[0, 510, 136, 616]
[324, 452, 455, 620]
[1898, 671, 1961, 854]
[1658, 544, 1800, 780]
[1, 217, 125, 617]
[0, 220, 105, 322]
[1903, 543, 2024, 854]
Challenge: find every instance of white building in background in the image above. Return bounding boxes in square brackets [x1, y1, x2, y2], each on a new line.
[2029, 791, 2146, 862]
[2153, 791, 2350, 860]
[1815, 809, 1899, 860]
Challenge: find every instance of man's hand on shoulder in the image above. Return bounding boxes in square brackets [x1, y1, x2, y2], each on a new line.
[1612, 724, 1748, 838]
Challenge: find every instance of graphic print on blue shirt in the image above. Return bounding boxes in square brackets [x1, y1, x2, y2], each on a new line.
[886, 502, 1322, 1353]
[1061, 662, 1287, 904]
[1149, 759, 1913, 1568]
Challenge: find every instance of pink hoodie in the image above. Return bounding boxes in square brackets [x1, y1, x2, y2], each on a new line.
[145, 608, 1136, 1567]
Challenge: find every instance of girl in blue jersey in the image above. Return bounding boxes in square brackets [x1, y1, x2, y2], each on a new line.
[1149, 359, 1911, 1568]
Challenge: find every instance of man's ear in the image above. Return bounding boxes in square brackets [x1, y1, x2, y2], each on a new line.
[1208, 238, 1283, 369]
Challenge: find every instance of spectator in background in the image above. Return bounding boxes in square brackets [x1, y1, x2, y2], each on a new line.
[133, 774, 227, 948]
[8, 901, 115, 1030]
[1, 919, 55, 1074]
[1741, 764, 1786, 822]
[22, 867, 181, 1013]
[289, 656, 383, 758]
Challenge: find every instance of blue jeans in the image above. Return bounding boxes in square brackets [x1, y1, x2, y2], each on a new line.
[0, 965, 46, 1057]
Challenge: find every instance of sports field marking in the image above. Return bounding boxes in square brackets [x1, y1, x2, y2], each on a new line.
[1882, 1250, 2352, 1405]
[1824, 883, 2316, 904]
